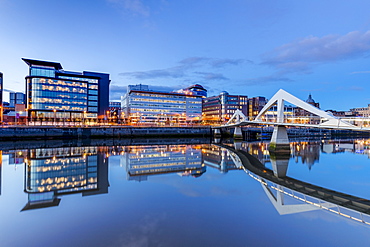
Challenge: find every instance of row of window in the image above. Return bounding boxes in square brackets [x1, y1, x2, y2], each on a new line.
[32, 97, 87, 105]
[131, 98, 186, 104]
[58, 76, 98, 84]
[36, 78, 87, 88]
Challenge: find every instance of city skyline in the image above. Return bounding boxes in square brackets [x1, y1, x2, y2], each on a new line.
[1, 0, 370, 111]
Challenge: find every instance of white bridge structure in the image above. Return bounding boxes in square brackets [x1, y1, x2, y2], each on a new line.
[215, 89, 370, 146]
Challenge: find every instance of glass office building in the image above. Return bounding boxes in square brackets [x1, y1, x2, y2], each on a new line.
[121, 84, 203, 125]
[23, 58, 110, 125]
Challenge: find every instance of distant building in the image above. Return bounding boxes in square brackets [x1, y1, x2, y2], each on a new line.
[175, 84, 207, 98]
[326, 110, 356, 118]
[295, 93, 320, 117]
[109, 101, 121, 123]
[350, 105, 370, 117]
[202, 91, 248, 123]
[9, 92, 25, 107]
[121, 84, 202, 125]
[22, 58, 110, 125]
[247, 96, 267, 119]
[0, 72, 3, 107]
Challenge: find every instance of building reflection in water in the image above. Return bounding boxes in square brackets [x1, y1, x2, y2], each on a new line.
[22, 147, 109, 211]
[201, 145, 241, 173]
[122, 145, 206, 181]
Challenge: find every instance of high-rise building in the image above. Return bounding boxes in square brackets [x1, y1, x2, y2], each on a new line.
[22, 58, 110, 125]
[202, 91, 248, 124]
[121, 84, 203, 125]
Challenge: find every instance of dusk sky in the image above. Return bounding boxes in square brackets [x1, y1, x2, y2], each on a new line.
[1, 0, 370, 111]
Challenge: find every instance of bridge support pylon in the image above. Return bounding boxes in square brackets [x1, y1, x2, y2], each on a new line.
[233, 127, 243, 140]
[214, 128, 221, 138]
[269, 126, 290, 154]
[270, 152, 290, 178]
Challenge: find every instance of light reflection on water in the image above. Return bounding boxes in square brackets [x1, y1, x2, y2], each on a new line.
[0, 138, 370, 247]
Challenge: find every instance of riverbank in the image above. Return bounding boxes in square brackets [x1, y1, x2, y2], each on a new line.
[0, 126, 212, 140]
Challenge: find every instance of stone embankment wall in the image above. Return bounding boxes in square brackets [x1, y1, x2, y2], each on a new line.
[0, 126, 212, 140]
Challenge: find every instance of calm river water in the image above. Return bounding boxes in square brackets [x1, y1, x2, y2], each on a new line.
[1, 137, 370, 247]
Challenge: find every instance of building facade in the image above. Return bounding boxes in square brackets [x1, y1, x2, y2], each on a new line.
[23, 58, 110, 125]
[202, 91, 248, 124]
[247, 96, 266, 119]
[121, 84, 203, 125]
[9, 92, 26, 107]
[350, 105, 370, 117]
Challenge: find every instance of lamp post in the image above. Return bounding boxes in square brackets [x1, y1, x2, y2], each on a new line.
[25, 109, 28, 126]
[53, 109, 56, 126]
[83, 110, 86, 126]
[106, 110, 110, 125]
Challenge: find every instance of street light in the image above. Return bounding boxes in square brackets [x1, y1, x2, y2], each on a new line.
[83, 110, 86, 126]
[53, 109, 57, 126]
[106, 111, 110, 125]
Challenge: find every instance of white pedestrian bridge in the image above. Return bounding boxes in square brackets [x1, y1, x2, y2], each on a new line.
[213, 89, 370, 144]
[222, 89, 370, 131]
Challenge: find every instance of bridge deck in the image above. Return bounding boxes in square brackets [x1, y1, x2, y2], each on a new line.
[214, 121, 370, 132]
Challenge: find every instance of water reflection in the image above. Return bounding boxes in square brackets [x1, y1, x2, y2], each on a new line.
[1, 138, 370, 226]
[0, 141, 246, 212]
[123, 145, 205, 181]
[220, 138, 370, 226]
[22, 147, 109, 211]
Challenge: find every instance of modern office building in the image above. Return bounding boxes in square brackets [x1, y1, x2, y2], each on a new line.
[22, 58, 110, 125]
[202, 91, 248, 124]
[9, 92, 26, 107]
[121, 84, 203, 125]
[247, 96, 266, 119]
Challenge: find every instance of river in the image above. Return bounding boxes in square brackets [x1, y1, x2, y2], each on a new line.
[0, 137, 369, 247]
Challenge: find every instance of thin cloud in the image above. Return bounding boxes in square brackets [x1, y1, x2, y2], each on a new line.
[243, 74, 294, 85]
[351, 71, 370, 74]
[195, 72, 228, 81]
[119, 56, 247, 80]
[3, 88, 15, 93]
[336, 86, 364, 91]
[211, 58, 249, 68]
[109, 84, 127, 100]
[263, 30, 370, 73]
[120, 66, 185, 79]
[107, 0, 150, 17]
[179, 57, 210, 66]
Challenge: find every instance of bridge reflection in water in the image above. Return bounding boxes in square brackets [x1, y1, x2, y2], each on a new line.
[220, 141, 370, 226]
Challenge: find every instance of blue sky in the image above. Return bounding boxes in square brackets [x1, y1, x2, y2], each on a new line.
[1, 0, 370, 111]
